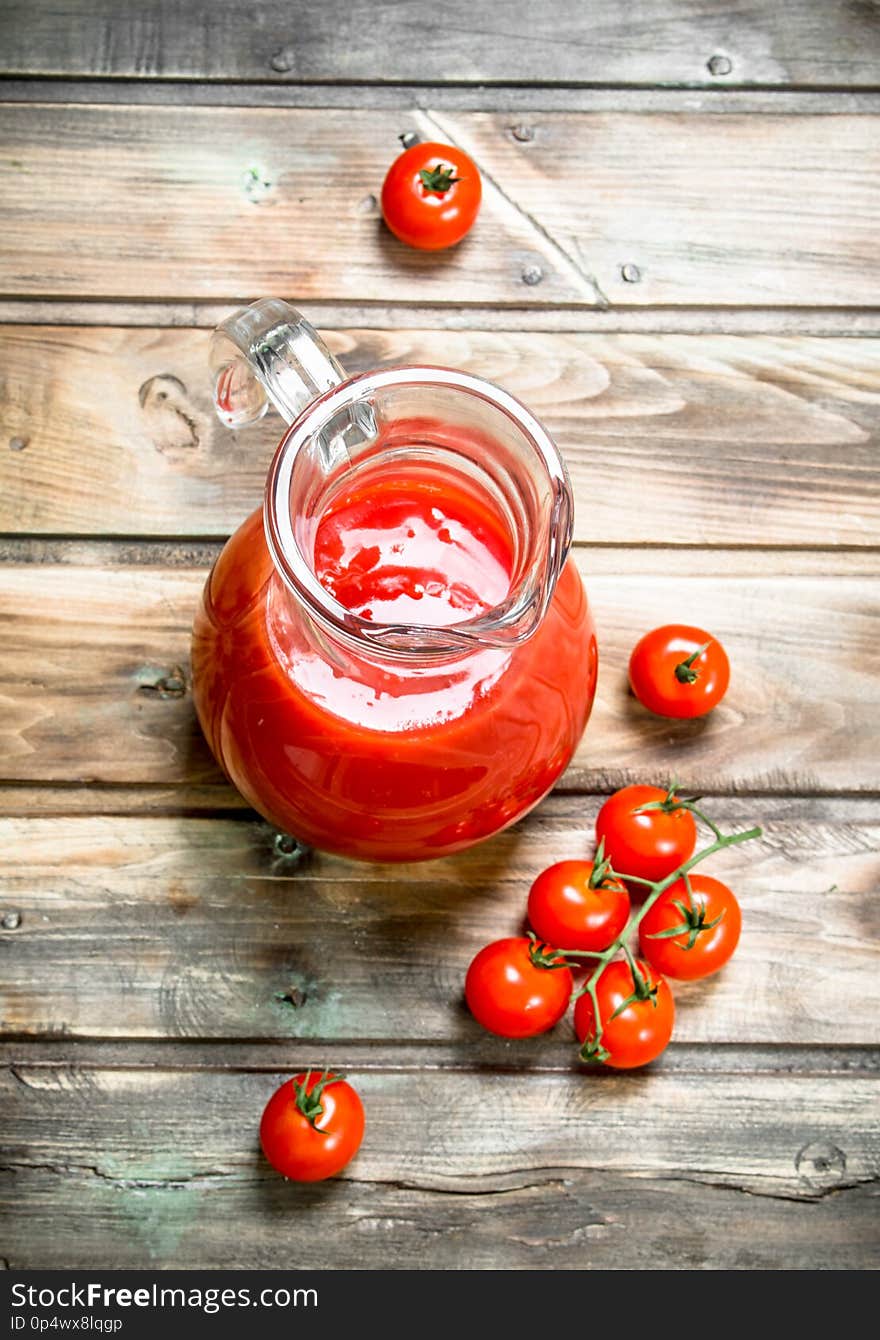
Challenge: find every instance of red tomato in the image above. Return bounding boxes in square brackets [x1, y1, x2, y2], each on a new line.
[574, 958, 674, 1068]
[381, 140, 481, 250]
[640, 874, 741, 980]
[595, 785, 697, 884]
[465, 936, 573, 1038]
[260, 1071, 365, 1182]
[629, 625, 730, 719]
[527, 859, 630, 953]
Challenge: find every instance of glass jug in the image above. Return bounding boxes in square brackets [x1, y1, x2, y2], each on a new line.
[192, 300, 597, 862]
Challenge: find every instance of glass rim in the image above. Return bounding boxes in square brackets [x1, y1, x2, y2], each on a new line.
[263, 364, 572, 659]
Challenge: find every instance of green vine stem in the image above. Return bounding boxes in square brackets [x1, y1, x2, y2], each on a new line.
[566, 806, 762, 1062]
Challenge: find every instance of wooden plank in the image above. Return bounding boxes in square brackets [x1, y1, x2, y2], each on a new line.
[3, 326, 879, 544]
[3, 1064, 878, 1268]
[420, 108, 880, 307]
[2, 1, 878, 89]
[0, 562, 876, 794]
[0, 104, 591, 308]
[1, 798, 877, 1044]
[1, 106, 878, 306]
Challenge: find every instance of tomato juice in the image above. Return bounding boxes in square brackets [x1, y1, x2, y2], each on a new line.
[192, 464, 596, 861]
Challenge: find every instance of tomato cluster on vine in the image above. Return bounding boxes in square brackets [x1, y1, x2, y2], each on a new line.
[465, 784, 756, 1069]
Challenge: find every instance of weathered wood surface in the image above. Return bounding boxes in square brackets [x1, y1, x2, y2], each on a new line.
[2, 0, 879, 1274]
[2, 1, 878, 89]
[0, 561, 876, 794]
[2, 106, 878, 306]
[0, 798, 877, 1044]
[3, 327, 879, 545]
[2, 1063, 878, 1268]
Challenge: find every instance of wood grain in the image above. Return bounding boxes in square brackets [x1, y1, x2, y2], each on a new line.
[3, 1063, 878, 1268]
[0, 561, 876, 794]
[2, 1, 878, 89]
[1, 105, 878, 306]
[3, 326, 879, 545]
[1, 798, 876, 1044]
[421, 108, 880, 307]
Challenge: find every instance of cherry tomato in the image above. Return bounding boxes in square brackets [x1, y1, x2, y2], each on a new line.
[527, 858, 630, 953]
[574, 958, 674, 1068]
[381, 139, 481, 250]
[640, 874, 741, 981]
[595, 785, 697, 884]
[629, 625, 730, 719]
[260, 1071, 365, 1182]
[465, 936, 573, 1038]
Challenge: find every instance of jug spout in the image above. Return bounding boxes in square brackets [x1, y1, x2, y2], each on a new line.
[210, 298, 346, 428]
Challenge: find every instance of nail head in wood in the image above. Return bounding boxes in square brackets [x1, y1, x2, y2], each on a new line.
[269, 47, 296, 73]
[708, 54, 733, 76]
[398, 132, 421, 151]
[277, 986, 307, 1008]
[8, 436, 28, 451]
[510, 124, 535, 143]
[2, 911, 21, 930]
[521, 264, 543, 286]
[620, 262, 642, 283]
[273, 833, 309, 862]
[795, 1139, 847, 1188]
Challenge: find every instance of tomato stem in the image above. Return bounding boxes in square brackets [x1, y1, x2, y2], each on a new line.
[526, 932, 570, 971]
[290, 1068, 342, 1133]
[567, 811, 762, 1060]
[675, 640, 712, 684]
[588, 836, 619, 890]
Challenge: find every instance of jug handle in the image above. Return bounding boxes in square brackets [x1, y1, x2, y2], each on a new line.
[210, 298, 346, 428]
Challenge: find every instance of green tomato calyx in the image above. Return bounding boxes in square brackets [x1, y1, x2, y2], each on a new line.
[527, 933, 569, 971]
[290, 1069, 342, 1133]
[418, 163, 461, 194]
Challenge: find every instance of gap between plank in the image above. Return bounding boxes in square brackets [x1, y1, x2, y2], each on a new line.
[2, 80, 880, 108]
[1, 539, 878, 587]
[0, 782, 877, 811]
[1, 299, 879, 335]
[2, 1039, 877, 1077]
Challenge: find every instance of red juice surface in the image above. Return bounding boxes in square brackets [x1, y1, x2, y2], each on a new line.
[192, 472, 597, 862]
[314, 474, 512, 627]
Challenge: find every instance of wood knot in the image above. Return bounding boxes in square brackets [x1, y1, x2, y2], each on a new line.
[136, 665, 188, 700]
[795, 1140, 847, 1191]
[138, 375, 200, 455]
[168, 880, 199, 918]
[242, 166, 273, 204]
